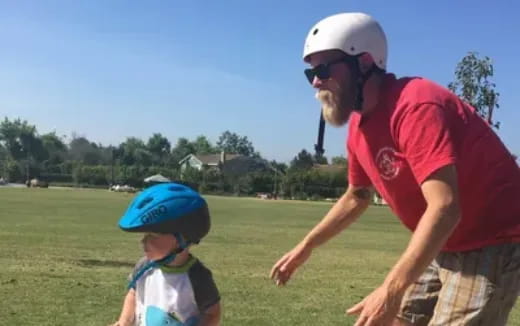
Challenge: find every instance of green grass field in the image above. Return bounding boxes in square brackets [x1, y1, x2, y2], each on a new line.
[1, 188, 519, 325]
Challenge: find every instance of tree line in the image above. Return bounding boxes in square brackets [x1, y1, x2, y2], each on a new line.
[0, 118, 349, 199]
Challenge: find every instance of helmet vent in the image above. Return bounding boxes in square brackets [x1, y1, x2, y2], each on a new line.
[168, 185, 185, 192]
[313, 28, 319, 35]
[136, 197, 153, 209]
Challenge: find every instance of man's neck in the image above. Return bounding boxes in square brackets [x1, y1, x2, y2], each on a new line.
[361, 72, 385, 117]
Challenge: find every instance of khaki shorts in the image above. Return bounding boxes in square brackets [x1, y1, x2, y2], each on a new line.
[397, 243, 520, 326]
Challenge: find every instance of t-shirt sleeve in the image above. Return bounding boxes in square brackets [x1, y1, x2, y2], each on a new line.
[347, 141, 372, 187]
[394, 103, 457, 184]
[188, 260, 221, 313]
[127, 256, 150, 289]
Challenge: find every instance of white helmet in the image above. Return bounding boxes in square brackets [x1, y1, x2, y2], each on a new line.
[303, 12, 388, 70]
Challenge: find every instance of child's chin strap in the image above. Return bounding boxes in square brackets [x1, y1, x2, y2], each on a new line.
[127, 233, 191, 289]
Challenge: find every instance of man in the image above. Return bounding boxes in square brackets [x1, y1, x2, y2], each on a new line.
[270, 12, 520, 326]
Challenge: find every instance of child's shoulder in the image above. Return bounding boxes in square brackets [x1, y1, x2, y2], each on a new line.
[184, 256, 217, 288]
[127, 256, 150, 282]
[185, 256, 221, 310]
[187, 256, 213, 275]
[133, 256, 150, 270]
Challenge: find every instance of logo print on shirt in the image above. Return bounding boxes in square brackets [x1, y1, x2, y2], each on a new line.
[376, 147, 400, 180]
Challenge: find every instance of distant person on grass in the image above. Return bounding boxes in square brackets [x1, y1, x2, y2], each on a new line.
[270, 12, 520, 326]
[110, 183, 221, 326]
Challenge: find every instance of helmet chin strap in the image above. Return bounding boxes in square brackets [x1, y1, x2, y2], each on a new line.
[345, 56, 377, 112]
[127, 233, 191, 289]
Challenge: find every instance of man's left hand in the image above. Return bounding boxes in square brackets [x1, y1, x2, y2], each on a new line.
[346, 284, 404, 326]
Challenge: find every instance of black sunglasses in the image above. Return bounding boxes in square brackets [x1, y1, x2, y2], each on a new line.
[304, 55, 359, 85]
[304, 56, 354, 84]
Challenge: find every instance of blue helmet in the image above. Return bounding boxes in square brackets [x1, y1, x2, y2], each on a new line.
[119, 182, 210, 244]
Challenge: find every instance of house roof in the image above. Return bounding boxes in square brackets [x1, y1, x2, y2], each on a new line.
[197, 153, 240, 165]
[178, 153, 241, 166]
[144, 174, 171, 183]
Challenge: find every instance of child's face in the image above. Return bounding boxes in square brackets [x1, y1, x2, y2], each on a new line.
[141, 233, 178, 261]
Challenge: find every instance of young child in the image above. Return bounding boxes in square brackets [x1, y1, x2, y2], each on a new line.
[110, 183, 221, 326]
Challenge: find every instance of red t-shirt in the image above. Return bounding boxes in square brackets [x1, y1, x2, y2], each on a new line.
[347, 73, 520, 252]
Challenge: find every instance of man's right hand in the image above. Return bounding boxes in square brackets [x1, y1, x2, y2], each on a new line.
[270, 242, 313, 286]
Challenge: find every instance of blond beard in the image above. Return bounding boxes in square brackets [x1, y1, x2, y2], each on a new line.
[315, 87, 351, 127]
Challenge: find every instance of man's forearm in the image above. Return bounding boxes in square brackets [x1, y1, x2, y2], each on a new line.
[302, 187, 371, 250]
[384, 204, 460, 293]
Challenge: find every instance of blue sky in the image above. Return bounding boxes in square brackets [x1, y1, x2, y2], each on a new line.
[1, 1, 518, 163]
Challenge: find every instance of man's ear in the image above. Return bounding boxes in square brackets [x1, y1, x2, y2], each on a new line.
[358, 53, 375, 74]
